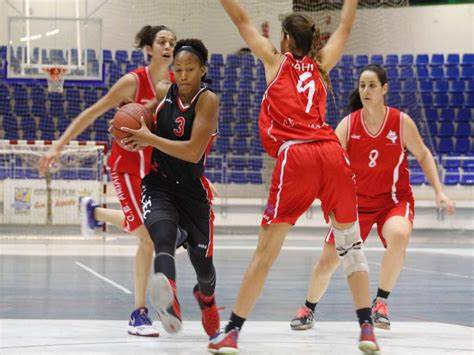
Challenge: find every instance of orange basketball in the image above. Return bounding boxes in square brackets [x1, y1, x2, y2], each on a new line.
[110, 103, 154, 143]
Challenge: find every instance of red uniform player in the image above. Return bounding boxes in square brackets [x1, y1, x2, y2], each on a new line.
[291, 64, 455, 334]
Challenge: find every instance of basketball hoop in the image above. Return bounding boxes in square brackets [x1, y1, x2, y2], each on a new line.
[42, 66, 68, 93]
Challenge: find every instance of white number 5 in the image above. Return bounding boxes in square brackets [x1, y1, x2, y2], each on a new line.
[296, 72, 315, 113]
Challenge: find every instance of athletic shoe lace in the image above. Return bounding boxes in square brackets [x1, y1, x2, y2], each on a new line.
[374, 300, 389, 316]
[296, 307, 312, 319]
[138, 310, 152, 326]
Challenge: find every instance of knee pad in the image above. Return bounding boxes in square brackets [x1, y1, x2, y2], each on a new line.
[332, 223, 369, 276]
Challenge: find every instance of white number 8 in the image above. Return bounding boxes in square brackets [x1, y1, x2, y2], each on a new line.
[297, 72, 315, 113]
[368, 149, 379, 168]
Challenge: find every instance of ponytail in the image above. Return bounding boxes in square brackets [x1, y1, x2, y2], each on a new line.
[348, 87, 363, 112]
[309, 26, 333, 96]
[134, 25, 175, 49]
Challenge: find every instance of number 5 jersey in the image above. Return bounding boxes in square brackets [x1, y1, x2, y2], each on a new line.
[259, 52, 339, 158]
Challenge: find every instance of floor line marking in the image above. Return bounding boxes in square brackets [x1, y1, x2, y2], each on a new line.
[75, 261, 133, 294]
[369, 261, 474, 280]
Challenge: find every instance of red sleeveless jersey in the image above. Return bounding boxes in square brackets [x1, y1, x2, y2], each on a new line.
[346, 106, 413, 210]
[259, 52, 338, 158]
[108, 66, 169, 177]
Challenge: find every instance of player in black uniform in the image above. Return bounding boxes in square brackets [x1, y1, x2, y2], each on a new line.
[118, 39, 220, 338]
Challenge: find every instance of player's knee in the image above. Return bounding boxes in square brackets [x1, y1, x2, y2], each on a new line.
[387, 231, 409, 253]
[314, 254, 339, 276]
[332, 223, 369, 277]
[147, 220, 178, 255]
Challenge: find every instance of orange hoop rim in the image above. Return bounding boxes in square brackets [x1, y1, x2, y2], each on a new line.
[42, 66, 68, 81]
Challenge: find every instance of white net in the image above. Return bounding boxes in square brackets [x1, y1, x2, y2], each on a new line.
[0, 140, 106, 225]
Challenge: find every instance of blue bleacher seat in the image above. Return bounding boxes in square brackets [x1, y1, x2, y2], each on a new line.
[446, 54, 460, 66]
[216, 137, 230, 154]
[440, 108, 455, 122]
[400, 54, 414, 66]
[340, 55, 354, 68]
[370, 55, 383, 65]
[454, 138, 470, 154]
[115, 50, 128, 63]
[446, 66, 459, 80]
[450, 79, 465, 93]
[416, 54, 429, 66]
[456, 108, 472, 122]
[466, 79, 473, 92]
[241, 54, 255, 68]
[229, 171, 247, 184]
[461, 169, 474, 185]
[247, 172, 262, 184]
[388, 80, 401, 92]
[410, 172, 425, 185]
[424, 108, 438, 122]
[438, 137, 454, 153]
[226, 54, 241, 68]
[455, 122, 471, 138]
[131, 50, 144, 63]
[386, 67, 399, 80]
[228, 156, 246, 171]
[461, 66, 474, 79]
[419, 80, 433, 93]
[465, 92, 474, 107]
[450, 93, 465, 108]
[428, 122, 438, 136]
[421, 93, 433, 107]
[430, 54, 444, 67]
[442, 154, 460, 168]
[433, 93, 448, 108]
[461, 54, 474, 66]
[0, 46, 6, 59]
[387, 93, 401, 106]
[385, 54, 399, 67]
[433, 79, 449, 93]
[400, 67, 414, 80]
[416, 66, 429, 79]
[210, 54, 224, 67]
[355, 55, 368, 68]
[439, 122, 454, 137]
[430, 66, 444, 79]
[443, 168, 460, 185]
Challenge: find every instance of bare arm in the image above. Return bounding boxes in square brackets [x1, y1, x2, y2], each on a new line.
[39, 74, 136, 175]
[219, 0, 281, 67]
[319, 0, 358, 72]
[334, 116, 350, 150]
[121, 91, 219, 164]
[403, 114, 455, 213]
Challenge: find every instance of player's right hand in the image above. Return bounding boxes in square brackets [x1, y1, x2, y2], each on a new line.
[39, 145, 60, 177]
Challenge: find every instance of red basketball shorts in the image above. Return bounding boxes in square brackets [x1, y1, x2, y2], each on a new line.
[262, 140, 357, 226]
[325, 199, 415, 248]
[110, 170, 144, 232]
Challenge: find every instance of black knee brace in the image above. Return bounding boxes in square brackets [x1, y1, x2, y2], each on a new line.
[188, 249, 216, 296]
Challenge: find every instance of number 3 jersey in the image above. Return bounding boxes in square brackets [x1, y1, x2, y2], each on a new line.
[150, 83, 209, 183]
[259, 52, 339, 158]
[346, 106, 413, 210]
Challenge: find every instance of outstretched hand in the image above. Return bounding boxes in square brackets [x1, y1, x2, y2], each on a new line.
[119, 116, 153, 151]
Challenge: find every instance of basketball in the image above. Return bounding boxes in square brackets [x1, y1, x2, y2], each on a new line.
[110, 103, 154, 142]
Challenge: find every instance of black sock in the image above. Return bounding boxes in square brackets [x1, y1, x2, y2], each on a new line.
[225, 312, 246, 333]
[305, 300, 317, 312]
[376, 288, 390, 300]
[356, 307, 373, 326]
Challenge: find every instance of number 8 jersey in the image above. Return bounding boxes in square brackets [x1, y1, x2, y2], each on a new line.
[346, 106, 413, 210]
[259, 52, 339, 158]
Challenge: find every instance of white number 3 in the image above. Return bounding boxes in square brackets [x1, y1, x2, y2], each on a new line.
[368, 149, 379, 168]
[297, 72, 315, 113]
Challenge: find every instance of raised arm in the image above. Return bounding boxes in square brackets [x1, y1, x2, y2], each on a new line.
[402, 114, 455, 214]
[319, 0, 358, 72]
[39, 74, 136, 175]
[219, 0, 281, 67]
[121, 91, 219, 164]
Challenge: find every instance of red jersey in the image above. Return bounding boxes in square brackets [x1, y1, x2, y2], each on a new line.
[346, 106, 413, 210]
[259, 52, 338, 158]
[108, 66, 168, 177]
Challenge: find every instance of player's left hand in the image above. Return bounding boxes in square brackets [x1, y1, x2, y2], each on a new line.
[120, 116, 153, 151]
[435, 191, 455, 215]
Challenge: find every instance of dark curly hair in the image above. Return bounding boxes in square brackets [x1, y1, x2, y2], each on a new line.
[173, 38, 208, 66]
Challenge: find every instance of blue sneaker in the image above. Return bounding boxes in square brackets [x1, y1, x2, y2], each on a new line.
[127, 307, 160, 337]
[80, 197, 104, 237]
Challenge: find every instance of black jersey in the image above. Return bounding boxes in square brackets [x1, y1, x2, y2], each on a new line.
[150, 83, 209, 183]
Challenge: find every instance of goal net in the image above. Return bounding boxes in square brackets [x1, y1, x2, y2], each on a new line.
[0, 140, 106, 225]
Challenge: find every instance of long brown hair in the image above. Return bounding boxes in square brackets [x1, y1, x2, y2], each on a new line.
[348, 64, 388, 112]
[281, 13, 331, 93]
